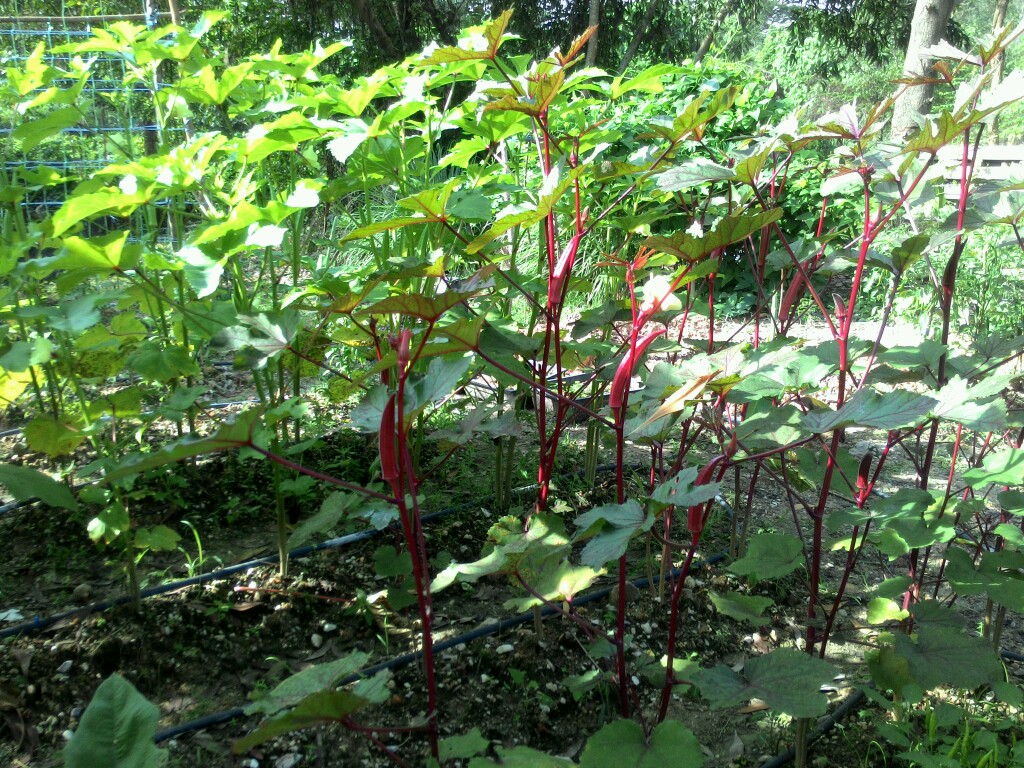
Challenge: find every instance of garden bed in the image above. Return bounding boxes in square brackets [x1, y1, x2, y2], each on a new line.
[1, 420, 1021, 768]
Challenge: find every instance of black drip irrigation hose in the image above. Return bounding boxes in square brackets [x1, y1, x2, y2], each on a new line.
[0, 497, 481, 640]
[153, 549, 731, 744]
[6, 458, 1016, 763]
[152, 614, 1019, 766]
[757, 689, 868, 768]
[0, 462, 646, 639]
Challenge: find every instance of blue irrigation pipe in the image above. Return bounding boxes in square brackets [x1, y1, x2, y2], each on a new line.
[758, 648, 1022, 768]
[0, 498, 482, 640]
[153, 549, 731, 743]
[757, 688, 868, 768]
[145, 481, 1023, 758]
[0, 462, 653, 639]
[153, 587, 1022, 759]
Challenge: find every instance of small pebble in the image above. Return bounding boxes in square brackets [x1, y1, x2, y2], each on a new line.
[322, 622, 337, 633]
[56, 660, 73, 675]
[242, 759, 260, 768]
[495, 644, 514, 654]
[62, 729, 74, 741]
[311, 634, 323, 649]
[275, 754, 302, 768]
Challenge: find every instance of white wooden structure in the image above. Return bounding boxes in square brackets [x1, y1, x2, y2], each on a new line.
[935, 144, 1024, 201]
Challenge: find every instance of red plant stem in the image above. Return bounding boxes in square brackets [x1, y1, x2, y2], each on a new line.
[910, 131, 980, 614]
[820, 521, 871, 657]
[838, 168, 875, 336]
[667, 419, 694, 478]
[821, 446, 883, 656]
[247, 445, 395, 503]
[656, 533, 700, 723]
[768, 220, 839, 340]
[915, 423, 968, 603]
[707, 269, 716, 353]
[392, 368, 439, 759]
[673, 283, 694, 354]
[614, 404, 630, 718]
[533, 113, 563, 515]
[539, 315, 572, 496]
[649, 443, 661, 491]
[368, 318, 388, 389]
[607, 305, 647, 718]
[858, 265, 907, 386]
[473, 349, 612, 427]
[731, 433, 818, 466]
[919, 183, 973, 482]
[806, 165, 875, 656]
[416, 442, 461, 484]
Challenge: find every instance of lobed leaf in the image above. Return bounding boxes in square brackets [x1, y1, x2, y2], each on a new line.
[644, 208, 783, 263]
[709, 591, 774, 626]
[692, 650, 837, 718]
[802, 389, 937, 433]
[729, 533, 803, 580]
[574, 500, 652, 568]
[650, 467, 721, 509]
[580, 719, 704, 768]
[0, 462, 78, 510]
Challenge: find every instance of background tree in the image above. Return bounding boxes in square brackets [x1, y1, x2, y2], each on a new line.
[991, 0, 1012, 138]
[585, 0, 601, 65]
[891, 0, 961, 136]
[6, 0, 1019, 132]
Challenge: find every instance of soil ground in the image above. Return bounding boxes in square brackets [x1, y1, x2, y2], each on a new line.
[1, 318, 1022, 768]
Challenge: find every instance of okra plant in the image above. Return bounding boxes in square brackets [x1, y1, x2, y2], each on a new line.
[2, 9, 1023, 768]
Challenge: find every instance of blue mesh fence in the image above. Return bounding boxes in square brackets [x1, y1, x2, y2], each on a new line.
[1, 2, 176, 241]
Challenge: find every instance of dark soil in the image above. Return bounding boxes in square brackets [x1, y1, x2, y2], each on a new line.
[1, 398, 1022, 768]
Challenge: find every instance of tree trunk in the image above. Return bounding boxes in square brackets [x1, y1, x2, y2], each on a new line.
[990, 0, 1010, 141]
[585, 0, 601, 66]
[694, 0, 738, 62]
[617, 0, 660, 74]
[351, 0, 401, 61]
[890, 0, 957, 138]
[423, 0, 457, 45]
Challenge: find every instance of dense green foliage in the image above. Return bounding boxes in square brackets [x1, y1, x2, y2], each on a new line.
[2, 6, 1024, 768]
